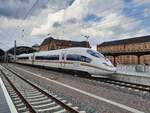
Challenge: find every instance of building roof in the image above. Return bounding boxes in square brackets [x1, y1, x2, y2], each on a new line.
[7, 46, 37, 55]
[98, 35, 150, 47]
[0, 49, 4, 56]
[32, 44, 39, 47]
[40, 37, 90, 47]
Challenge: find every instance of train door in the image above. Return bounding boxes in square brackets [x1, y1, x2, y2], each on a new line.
[31, 53, 35, 65]
[61, 50, 66, 68]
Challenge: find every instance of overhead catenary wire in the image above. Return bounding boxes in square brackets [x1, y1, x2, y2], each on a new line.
[15, 0, 58, 44]
[1, 0, 149, 49]
[21, 0, 125, 38]
[19, 0, 39, 27]
[0, 0, 40, 50]
[11, 0, 40, 46]
[19, 0, 149, 38]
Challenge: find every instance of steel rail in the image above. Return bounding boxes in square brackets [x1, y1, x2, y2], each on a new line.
[0, 70, 36, 113]
[4, 63, 150, 92]
[88, 76, 150, 92]
[2, 65, 81, 113]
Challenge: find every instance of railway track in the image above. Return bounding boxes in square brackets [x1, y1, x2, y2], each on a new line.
[11, 63, 150, 93]
[0, 65, 86, 113]
[87, 76, 150, 93]
[4, 63, 150, 93]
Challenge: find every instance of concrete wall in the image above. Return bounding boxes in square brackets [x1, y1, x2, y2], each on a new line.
[110, 73, 150, 86]
[117, 64, 150, 74]
[114, 64, 150, 86]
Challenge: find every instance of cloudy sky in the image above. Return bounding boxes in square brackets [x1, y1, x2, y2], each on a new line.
[0, 0, 150, 50]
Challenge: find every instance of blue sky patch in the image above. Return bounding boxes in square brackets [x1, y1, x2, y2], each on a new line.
[84, 14, 101, 22]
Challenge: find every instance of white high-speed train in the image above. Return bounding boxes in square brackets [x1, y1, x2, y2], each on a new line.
[16, 47, 116, 76]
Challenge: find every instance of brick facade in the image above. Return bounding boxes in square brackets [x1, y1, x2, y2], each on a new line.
[40, 37, 91, 51]
[97, 36, 150, 65]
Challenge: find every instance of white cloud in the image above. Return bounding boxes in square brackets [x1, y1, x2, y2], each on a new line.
[0, 17, 24, 28]
[31, 0, 90, 36]
[31, 0, 124, 37]
[1, 0, 149, 50]
[135, 28, 150, 36]
[144, 8, 150, 17]
[0, 0, 73, 50]
[133, 0, 150, 6]
[118, 28, 150, 40]
[80, 13, 142, 40]
[94, 13, 141, 30]
[31, 0, 146, 46]
[97, 14, 121, 29]
[63, 0, 89, 21]
[88, 0, 124, 16]
[81, 27, 114, 37]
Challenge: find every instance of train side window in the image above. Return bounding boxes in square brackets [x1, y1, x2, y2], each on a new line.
[35, 55, 59, 60]
[35, 56, 42, 60]
[67, 54, 91, 63]
[80, 56, 91, 63]
[66, 54, 80, 61]
[18, 57, 28, 60]
[49, 55, 59, 60]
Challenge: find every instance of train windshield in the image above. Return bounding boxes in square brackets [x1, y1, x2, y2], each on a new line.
[87, 50, 104, 58]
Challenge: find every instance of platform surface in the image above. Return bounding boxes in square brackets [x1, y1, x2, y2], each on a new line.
[0, 85, 11, 113]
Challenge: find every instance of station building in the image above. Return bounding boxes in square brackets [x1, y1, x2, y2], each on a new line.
[0, 49, 5, 62]
[7, 46, 37, 55]
[97, 35, 150, 65]
[32, 44, 40, 51]
[40, 37, 91, 51]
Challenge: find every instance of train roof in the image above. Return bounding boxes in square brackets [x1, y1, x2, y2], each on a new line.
[17, 47, 97, 57]
[17, 53, 33, 57]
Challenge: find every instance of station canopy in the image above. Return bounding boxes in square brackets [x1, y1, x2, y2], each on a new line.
[7, 46, 37, 55]
[0, 49, 5, 56]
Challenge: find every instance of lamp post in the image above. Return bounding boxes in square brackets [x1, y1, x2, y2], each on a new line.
[85, 35, 90, 48]
[81, 35, 90, 48]
[14, 40, 16, 62]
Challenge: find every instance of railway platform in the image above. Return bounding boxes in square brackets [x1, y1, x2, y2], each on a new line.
[0, 77, 16, 113]
[112, 65, 150, 86]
